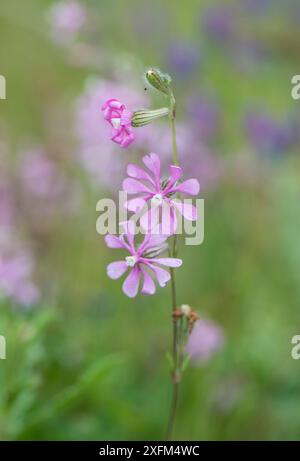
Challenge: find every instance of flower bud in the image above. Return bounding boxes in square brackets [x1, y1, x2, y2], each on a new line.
[145, 68, 172, 95]
[180, 304, 191, 317]
[131, 107, 169, 127]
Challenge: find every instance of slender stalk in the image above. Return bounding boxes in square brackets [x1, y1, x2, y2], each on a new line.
[166, 92, 182, 440]
[171, 117, 179, 167]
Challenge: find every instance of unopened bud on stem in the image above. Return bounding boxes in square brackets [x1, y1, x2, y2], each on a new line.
[180, 304, 191, 316]
[131, 107, 169, 127]
[145, 68, 172, 95]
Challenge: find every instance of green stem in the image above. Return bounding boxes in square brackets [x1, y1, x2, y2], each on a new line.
[166, 92, 181, 440]
[171, 117, 179, 167]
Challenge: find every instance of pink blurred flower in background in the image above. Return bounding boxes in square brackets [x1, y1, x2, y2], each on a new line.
[186, 95, 220, 142]
[0, 249, 40, 307]
[101, 98, 135, 148]
[0, 163, 40, 307]
[123, 153, 200, 233]
[18, 147, 79, 238]
[186, 319, 224, 364]
[48, 0, 87, 44]
[20, 148, 66, 199]
[105, 228, 182, 298]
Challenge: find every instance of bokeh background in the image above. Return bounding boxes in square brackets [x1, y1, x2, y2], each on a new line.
[1, 0, 300, 440]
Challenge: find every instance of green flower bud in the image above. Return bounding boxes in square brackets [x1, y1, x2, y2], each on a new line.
[131, 107, 169, 127]
[145, 68, 172, 95]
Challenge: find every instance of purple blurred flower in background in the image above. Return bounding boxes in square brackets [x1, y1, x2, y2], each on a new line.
[167, 42, 200, 79]
[245, 112, 300, 155]
[20, 148, 66, 199]
[202, 5, 235, 42]
[48, 0, 87, 44]
[186, 319, 224, 364]
[186, 95, 220, 142]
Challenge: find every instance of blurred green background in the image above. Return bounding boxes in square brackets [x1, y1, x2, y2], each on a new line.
[1, 0, 300, 440]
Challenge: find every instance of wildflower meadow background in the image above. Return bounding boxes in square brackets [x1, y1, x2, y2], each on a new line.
[1, 0, 300, 440]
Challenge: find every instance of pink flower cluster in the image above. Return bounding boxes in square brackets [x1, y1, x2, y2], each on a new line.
[103, 151, 199, 296]
[100, 94, 201, 297]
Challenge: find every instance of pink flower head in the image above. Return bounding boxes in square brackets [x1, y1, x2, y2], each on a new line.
[0, 250, 40, 307]
[105, 227, 182, 298]
[101, 99, 135, 148]
[122, 153, 200, 233]
[48, 1, 87, 44]
[185, 319, 224, 364]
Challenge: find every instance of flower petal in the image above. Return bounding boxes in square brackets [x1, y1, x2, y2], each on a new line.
[127, 164, 156, 186]
[140, 203, 160, 231]
[171, 201, 197, 221]
[124, 197, 147, 213]
[165, 165, 183, 191]
[120, 132, 135, 148]
[146, 263, 171, 287]
[173, 178, 200, 195]
[152, 258, 182, 268]
[107, 261, 128, 279]
[119, 221, 136, 252]
[101, 98, 122, 111]
[122, 267, 140, 298]
[142, 153, 161, 183]
[120, 109, 133, 126]
[161, 202, 177, 235]
[140, 234, 168, 253]
[140, 267, 156, 295]
[122, 178, 152, 194]
[104, 235, 125, 249]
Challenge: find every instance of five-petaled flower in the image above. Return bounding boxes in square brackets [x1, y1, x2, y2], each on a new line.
[122, 153, 200, 233]
[101, 98, 135, 148]
[105, 227, 182, 298]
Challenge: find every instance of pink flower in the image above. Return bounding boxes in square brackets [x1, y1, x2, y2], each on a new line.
[48, 1, 87, 44]
[0, 250, 40, 307]
[101, 99, 135, 148]
[185, 319, 224, 364]
[20, 148, 66, 199]
[105, 228, 182, 298]
[122, 153, 200, 233]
